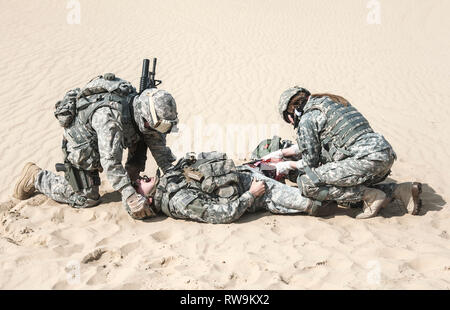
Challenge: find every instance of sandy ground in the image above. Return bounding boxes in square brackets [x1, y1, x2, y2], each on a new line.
[0, 0, 449, 289]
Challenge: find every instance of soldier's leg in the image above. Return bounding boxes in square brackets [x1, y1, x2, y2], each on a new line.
[35, 169, 100, 208]
[298, 157, 392, 203]
[253, 172, 312, 213]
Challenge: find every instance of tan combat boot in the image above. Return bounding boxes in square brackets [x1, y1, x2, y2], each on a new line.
[392, 182, 422, 215]
[356, 188, 390, 219]
[13, 162, 41, 200]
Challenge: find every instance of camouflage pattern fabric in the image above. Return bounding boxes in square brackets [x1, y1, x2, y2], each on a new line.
[36, 78, 177, 213]
[278, 86, 310, 118]
[238, 166, 313, 214]
[125, 92, 177, 175]
[90, 106, 136, 200]
[158, 165, 313, 224]
[295, 95, 397, 203]
[297, 98, 395, 167]
[125, 130, 176, 175]
[298, 148, 396, 202]
[133, 89, 178, 133]
[35, 169, 100, 208]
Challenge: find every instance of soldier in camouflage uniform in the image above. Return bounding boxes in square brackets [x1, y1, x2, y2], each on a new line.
[131, 152, 333, 224]
[13, 73, 178, 220]
[263, 87, 422, 219]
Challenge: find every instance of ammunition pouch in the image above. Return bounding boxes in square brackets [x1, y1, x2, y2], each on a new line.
[56, 162, 100, 192]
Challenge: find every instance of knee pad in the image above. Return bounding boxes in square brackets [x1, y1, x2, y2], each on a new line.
[298, 174, 329, 201]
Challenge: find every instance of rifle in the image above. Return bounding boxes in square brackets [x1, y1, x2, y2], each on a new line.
[139, 58, 162, 94]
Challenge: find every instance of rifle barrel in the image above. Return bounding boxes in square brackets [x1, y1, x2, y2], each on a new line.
[152, 58, 157, 75]
[139, 59, 150, 94]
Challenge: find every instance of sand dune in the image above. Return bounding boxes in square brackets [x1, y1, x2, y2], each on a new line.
[0, 0, 449, 289]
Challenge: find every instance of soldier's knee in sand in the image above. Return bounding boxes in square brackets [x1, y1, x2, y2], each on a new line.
[296, 169, 330, 201]
[35, 167, 101, 208]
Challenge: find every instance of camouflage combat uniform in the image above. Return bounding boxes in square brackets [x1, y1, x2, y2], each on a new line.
[295, 95, 397, 203]
[35, 74, 176, 209]
[153, 153, 313, 224]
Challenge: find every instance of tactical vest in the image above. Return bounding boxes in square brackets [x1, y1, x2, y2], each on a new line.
[54, 73, 137, 171]
[153, 152, 244, 217]
[301, 96, 374, 162]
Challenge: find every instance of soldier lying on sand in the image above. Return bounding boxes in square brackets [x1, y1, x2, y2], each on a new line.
[130, 151, 337, 224]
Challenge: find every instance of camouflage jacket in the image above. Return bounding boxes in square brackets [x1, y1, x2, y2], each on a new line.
[65, 102, 175, 201]
[296, 96, 395, 168]
[153, 163, 309, 224]
[125, 131, 176, 176]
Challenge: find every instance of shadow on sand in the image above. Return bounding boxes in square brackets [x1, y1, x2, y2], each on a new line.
[237, 178, 447, 222]
[97, 177, 446, 223]
[100, 191, 122, 204]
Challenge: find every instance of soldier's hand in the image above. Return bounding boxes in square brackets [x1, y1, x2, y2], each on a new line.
[261, 149, 283, 161]
[249, 179, 266, 197]
[272, 161, 295, 176]
[125, 193, 155, 220]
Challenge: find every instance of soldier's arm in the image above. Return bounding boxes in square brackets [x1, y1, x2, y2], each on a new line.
[297, 110, 326, 168]
[170, 190, 255, 224]
[125, 139, 147, 181]
[91, 107, 136, 200]
[142, 131, 176, 172]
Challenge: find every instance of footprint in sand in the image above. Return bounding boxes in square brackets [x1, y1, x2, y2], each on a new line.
[150, 230, 172, 243]
[147, 256, 176, 269]
[120, 240, 142, 256]
[0, 200, 17, 212]
[26, 194, 48, 207]
[51, 208, 65, 224]
[81, 248, 108, 264]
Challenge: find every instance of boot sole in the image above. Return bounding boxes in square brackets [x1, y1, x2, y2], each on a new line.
[13, 162, 37, 200]
[411, 182, 422, 215]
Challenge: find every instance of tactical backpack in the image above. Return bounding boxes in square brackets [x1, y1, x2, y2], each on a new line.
[250, 135, 294, 160]
[53, 74, 137, 192]
[154, 152, 244, 217]
[54, 73, 136, 129]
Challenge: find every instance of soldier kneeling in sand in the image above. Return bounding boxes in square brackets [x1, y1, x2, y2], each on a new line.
[264, 86, 422, 219]
[13, 73, 179, 220]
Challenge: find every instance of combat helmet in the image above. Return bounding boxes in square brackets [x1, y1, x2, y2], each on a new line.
[278, 86, 311, 123]
[133, 88, 178, 134]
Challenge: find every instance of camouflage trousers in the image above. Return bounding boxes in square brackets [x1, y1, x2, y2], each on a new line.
[239, 167, 313, 214]
[35, 170, 101, 208]
[298, 149, 396, 203]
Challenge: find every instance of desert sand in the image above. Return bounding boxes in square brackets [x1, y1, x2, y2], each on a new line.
[0, 0, 449, 289]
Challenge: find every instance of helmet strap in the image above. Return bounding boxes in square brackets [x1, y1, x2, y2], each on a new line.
[149, 96, 159, 125]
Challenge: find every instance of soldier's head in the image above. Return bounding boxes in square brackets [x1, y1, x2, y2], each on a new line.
[133, 88, 179, 135]
[278, 86, 311, 128]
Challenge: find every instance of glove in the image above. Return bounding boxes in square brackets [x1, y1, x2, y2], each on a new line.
[291, 144, 300, 155]
[295, 159, 304, 170]
[273, 161, 294, 176]
[125, 192, 155, 220]
[261, 149, 283, 161]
